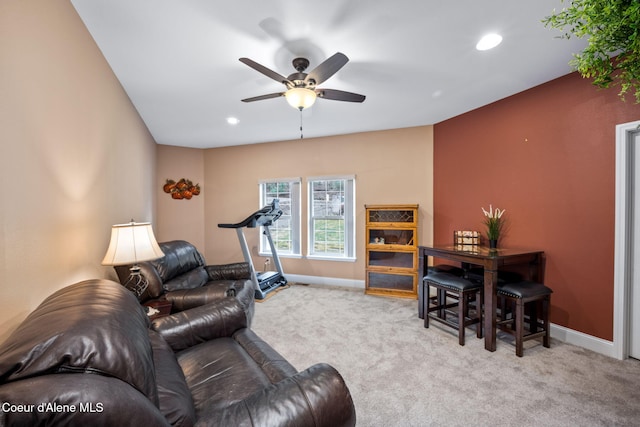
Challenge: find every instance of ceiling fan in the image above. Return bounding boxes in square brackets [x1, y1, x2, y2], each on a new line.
[239, 52, 366, 110]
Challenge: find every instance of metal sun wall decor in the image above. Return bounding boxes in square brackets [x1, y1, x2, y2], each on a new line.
[163, 178, 201, 200]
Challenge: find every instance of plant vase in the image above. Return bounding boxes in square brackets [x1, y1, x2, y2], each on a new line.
[489, 239, 498, 249]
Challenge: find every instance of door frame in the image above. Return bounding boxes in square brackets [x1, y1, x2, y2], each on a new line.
[614, 119, 640, 359]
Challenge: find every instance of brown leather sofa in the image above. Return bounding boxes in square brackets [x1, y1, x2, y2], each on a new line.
[0, 279, 356, 426]
[114, 240, 255, 323]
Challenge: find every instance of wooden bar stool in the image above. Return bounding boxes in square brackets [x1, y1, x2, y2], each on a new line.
[423, 271, 483, 345]
[419, 265, 465, 319]
[496, 281, 552, 357]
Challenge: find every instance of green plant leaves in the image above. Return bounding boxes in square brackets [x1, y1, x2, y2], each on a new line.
[543, 0, 640, 102]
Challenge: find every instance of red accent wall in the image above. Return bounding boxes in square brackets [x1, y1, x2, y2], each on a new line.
[434, 72, 640, 340]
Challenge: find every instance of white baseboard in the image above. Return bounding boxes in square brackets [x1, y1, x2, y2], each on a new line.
[550, 323, 615, 358]
[285, 274, 365, 290]
[285, 274, 616, 358]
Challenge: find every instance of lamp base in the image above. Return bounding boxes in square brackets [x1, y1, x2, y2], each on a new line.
[123, 265, 148, 298]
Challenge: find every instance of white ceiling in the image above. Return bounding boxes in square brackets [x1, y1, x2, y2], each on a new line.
[70, 0, 586, 149]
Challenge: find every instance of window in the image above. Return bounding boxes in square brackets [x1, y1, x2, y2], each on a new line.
[259, 178, 301, 256]
[308, 176, 355, 260]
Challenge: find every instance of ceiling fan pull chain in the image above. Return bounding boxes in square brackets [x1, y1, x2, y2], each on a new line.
[299, 109, 304, 139]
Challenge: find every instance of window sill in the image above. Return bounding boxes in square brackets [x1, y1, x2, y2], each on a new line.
[259, 252, 302, 259]
[306, 255, 356, 262]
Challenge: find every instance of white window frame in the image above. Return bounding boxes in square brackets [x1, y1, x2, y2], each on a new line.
[259, 178, 301, 258]
[307, 175, 356, 261]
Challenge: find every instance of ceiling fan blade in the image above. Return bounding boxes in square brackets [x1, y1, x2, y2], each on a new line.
[239, 58, 292, 86]
[305, 52, 349, 86]
[241, 92, 285, 102]
[317, 89, 366, 103]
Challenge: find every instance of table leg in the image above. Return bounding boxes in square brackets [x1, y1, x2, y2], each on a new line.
[483, 266, 498, 351]
[418, 248, 427, 319]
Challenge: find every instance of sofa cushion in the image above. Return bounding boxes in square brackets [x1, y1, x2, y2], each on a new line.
[0, 280, 158, 404]
[177, 338, 271, 416]
[149, 330, 196, 427]
[194, 364, 356, 427]
[163, 266, 209, 292]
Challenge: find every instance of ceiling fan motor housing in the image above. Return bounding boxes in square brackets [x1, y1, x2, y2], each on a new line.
[287, 72, 309, 87]
[292, 57, 309, 72]
[289, 58, 311, 87]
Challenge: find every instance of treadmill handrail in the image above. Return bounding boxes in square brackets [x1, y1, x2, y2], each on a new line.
[218, 200, 282, 229]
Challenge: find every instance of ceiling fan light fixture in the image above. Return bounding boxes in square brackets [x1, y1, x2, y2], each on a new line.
[285, 87, 317, 110]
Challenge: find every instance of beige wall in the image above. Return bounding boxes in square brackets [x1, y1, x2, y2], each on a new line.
[0, 0, 157, 340]
[155, 146, 205, 251]
[201, 126, 434, 285]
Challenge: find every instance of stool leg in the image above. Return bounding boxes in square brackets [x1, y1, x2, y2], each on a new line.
[515, 299, 524, 357]
[498, 294, 506, 322]
[476, 289, 483, 338]
[437, 289, 446, 320]
[543, 296, 551, 348]
[527, 300, 539, 334]
[459, 291, 467, 346]
[423, 281, 430, 329]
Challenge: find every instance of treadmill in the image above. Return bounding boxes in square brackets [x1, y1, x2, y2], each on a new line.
[218, 199, 288, 299]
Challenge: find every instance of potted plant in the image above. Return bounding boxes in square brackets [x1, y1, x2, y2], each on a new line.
[481, 205, 505, 249]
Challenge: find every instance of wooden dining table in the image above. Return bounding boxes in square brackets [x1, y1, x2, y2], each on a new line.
[418, 244, 544, 351]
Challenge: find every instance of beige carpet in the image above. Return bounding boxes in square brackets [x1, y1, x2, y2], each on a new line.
[252, 284, 640, 427]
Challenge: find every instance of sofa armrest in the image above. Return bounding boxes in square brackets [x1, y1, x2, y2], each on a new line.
[195, 363, 356, 427]
[206, 262, 251, 281]
[151, 298, 247, 351]
[166, 282, 235, 311]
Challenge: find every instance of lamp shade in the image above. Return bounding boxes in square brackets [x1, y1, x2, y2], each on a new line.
[285, 87, 317, 110]
[101, 221, 164, 266]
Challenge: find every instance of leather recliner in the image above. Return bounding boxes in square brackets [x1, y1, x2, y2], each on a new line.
[114, 240, 255, 324]
[0, 279, 356, 426]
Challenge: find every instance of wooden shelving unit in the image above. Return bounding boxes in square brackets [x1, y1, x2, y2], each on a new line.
[365, 204, 419, 299]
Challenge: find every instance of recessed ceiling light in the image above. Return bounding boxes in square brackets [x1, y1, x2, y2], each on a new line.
[226, 117, 239, 125]
[476, 33, 503, 51]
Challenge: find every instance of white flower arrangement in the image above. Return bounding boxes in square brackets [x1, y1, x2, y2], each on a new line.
[481, 204, 505, 241]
